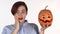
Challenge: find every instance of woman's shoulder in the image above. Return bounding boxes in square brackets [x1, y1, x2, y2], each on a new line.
[28, 23, 38, 28]
[28, 23, 38, 26]
[3, 24, 14, 30]
[28, 23, 39, 34]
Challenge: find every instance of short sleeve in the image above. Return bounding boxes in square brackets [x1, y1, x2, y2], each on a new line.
[33, 24, 40, 34]
[29, 23, 40, 34]
[2, 26, 12, 34]
[2, 26, 7, 34]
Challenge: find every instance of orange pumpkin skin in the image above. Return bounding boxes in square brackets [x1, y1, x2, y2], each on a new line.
[38, 9, 53, 28]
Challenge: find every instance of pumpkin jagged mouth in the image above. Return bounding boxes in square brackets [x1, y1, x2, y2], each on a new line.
[39, 18, 52, 23]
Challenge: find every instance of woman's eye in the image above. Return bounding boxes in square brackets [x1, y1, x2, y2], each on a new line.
[22, 10, 26, 13]
[22, 11, 25, 13]
[16, 11, 19, 14]
[48, 16, 50, 18]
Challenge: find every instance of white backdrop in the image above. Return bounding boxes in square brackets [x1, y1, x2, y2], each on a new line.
[0, 0, 60, 34]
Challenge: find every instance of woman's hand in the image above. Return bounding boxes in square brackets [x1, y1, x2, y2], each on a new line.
[40, 27, 46, 34]
[40, 25, 48, 34]
[12, 15, 20, 34]
[12, 22, 19, 34]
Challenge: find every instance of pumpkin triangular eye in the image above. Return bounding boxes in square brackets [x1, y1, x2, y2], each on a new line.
[48, 16, 50, 18]
[43, 16, 45, 19]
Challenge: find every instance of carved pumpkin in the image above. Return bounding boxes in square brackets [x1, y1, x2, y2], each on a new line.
[38, 6, 53, 28]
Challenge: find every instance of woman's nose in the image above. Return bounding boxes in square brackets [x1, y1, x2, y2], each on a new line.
[18, 13, 22, 16]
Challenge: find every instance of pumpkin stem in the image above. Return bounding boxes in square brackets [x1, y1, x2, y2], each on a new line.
[45, 5, 48, 10]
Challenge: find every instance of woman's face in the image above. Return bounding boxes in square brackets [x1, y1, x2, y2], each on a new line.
[14, 6, 27, 23]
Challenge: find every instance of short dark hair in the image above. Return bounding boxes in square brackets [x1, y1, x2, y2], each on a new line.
[11, 1, 28, 15]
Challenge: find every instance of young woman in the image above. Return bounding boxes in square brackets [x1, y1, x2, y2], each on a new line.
[2, 1, 46, 34]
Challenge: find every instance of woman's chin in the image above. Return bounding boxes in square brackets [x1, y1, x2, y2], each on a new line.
[19, 20, 24, 23]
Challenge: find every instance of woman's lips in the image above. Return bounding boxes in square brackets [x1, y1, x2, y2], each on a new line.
[18, 18, 23, 20]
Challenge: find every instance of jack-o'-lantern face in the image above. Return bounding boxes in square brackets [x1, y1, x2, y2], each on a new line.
[38, 10, 53, 28]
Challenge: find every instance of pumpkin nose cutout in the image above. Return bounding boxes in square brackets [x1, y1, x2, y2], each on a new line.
[45, 20, 50, 23]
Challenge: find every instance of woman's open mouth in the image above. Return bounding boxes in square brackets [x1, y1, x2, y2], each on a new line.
[18, 18, 23, 20]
